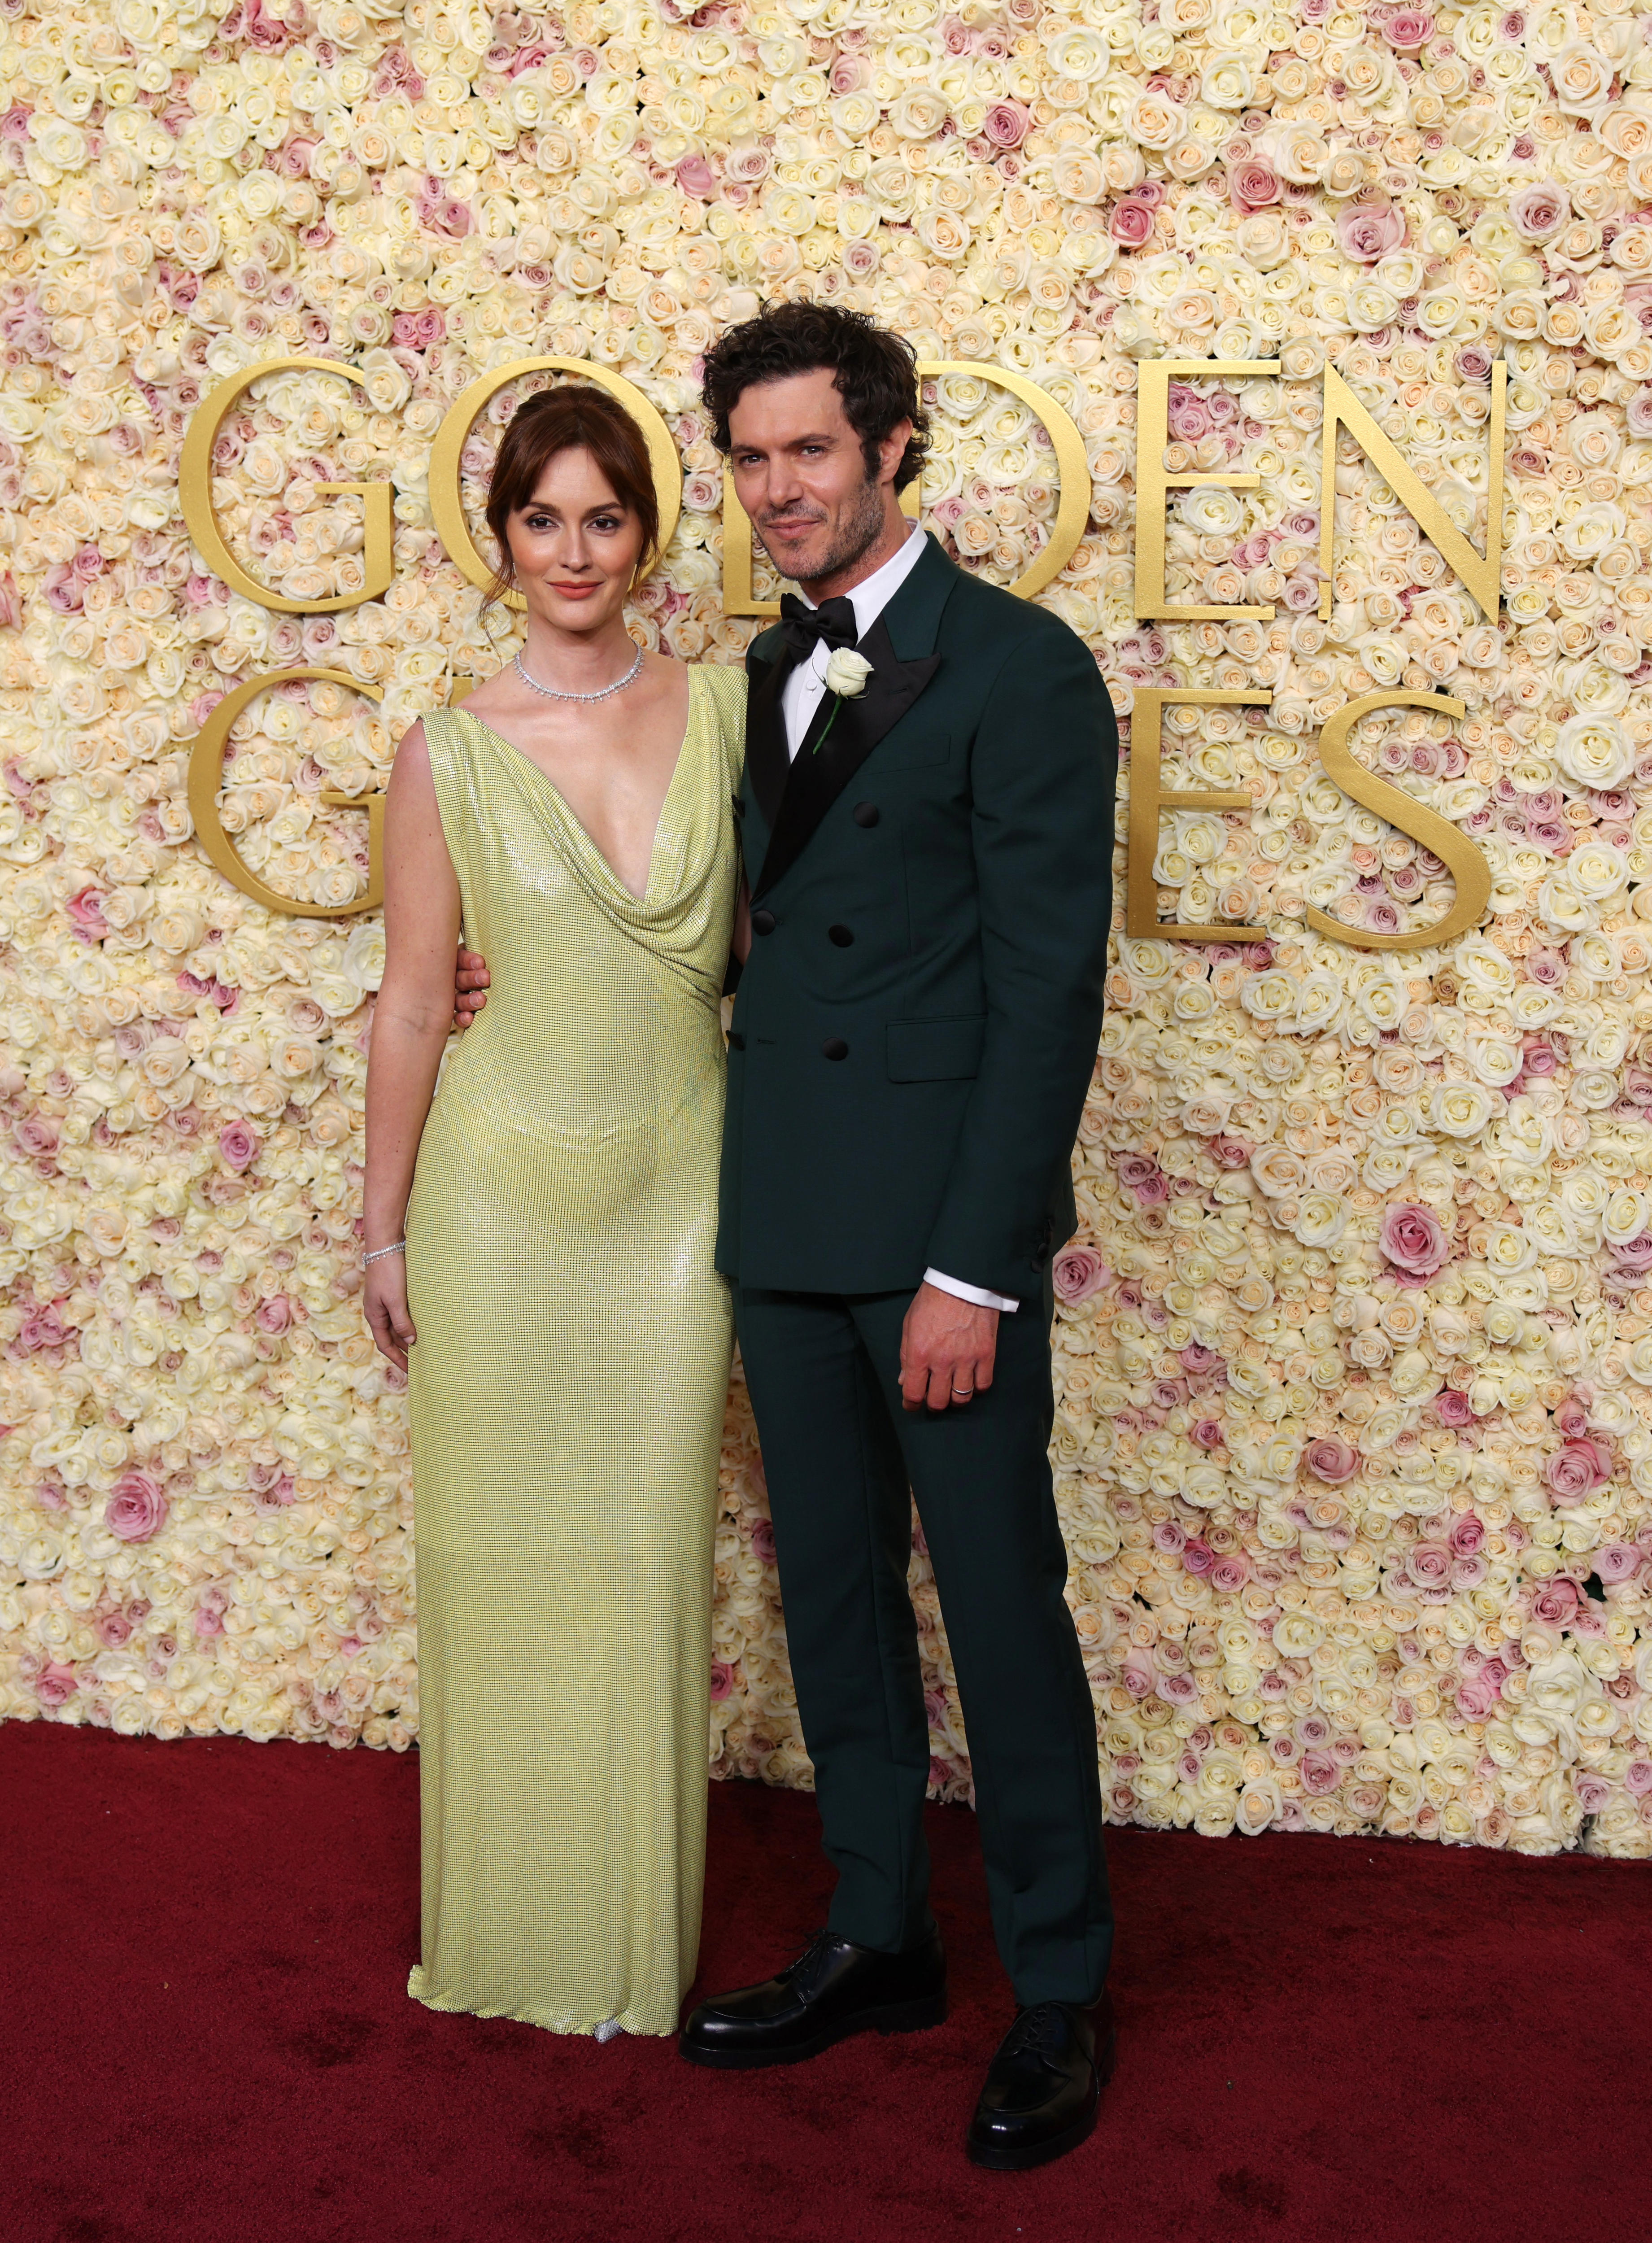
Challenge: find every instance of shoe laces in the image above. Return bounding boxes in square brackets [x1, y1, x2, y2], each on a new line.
[1001, 2002, 1071, 2061]
[783, 1928, 840, 1994]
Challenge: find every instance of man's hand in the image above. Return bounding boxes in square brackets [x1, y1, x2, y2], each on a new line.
[900, 1281, 998, 1413]
[454, 946, 489, 1030]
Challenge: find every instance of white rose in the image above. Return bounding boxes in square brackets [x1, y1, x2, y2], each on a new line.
[1555, 714, 1634, 790]
[823, 649, 873, 698]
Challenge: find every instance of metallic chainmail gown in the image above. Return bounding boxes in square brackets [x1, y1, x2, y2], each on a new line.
[404, 663, 745, 2036]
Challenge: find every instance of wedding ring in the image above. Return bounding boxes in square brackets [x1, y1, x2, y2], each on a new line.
[951, 1387, 973, 1399]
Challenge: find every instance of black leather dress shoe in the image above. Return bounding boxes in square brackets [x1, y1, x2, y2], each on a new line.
[679, 1927, 947, 2069]
[966, 1992, 1117, 2172]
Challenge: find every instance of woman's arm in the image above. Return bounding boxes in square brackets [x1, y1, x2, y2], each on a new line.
[363, 722, 462, 1370]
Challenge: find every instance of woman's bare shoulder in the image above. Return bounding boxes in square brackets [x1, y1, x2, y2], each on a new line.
[389, 718, 432, 781]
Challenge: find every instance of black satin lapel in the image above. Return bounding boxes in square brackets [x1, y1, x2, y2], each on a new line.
[753, 617, 941, 899]
[745, 651, 791, 830]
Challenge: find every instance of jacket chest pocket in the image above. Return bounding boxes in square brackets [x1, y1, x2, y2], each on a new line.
[875, 731, 952, 772]
[886, 1014, 986, 1081]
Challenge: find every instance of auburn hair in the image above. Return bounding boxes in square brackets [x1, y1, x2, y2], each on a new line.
[483, 385, 661, 602]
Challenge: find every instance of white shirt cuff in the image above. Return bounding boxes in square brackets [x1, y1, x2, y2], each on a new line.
[924, 1267, 1019, 1314]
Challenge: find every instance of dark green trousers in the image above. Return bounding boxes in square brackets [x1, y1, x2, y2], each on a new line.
[735, 1283, 1112, 2007]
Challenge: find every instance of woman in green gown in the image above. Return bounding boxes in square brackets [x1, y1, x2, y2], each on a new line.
[362, 386, 745, 2037]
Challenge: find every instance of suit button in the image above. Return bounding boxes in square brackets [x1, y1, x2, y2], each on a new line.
[728, 1031, 745, 1051]
[852, 802, 880, 827]
[828, 924, 854, 947]
[822, 1037, 849, 1061]
[751, 907, 776, 935]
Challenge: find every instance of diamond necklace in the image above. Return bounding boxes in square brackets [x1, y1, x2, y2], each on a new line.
[514, 646, 644, 704]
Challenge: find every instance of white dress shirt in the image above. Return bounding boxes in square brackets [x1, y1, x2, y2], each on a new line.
[780, 525, 1018, 1317]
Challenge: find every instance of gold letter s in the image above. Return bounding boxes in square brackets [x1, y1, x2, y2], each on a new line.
[1306, 691, 1491, 952]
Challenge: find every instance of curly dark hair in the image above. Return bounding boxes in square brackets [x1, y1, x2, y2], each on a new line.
[700, 301, 931, 493]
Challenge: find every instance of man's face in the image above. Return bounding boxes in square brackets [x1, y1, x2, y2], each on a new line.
[727, 367, 910, 589]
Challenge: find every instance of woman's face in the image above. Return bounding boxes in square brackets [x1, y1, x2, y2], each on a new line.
[504, 445, 645, 633]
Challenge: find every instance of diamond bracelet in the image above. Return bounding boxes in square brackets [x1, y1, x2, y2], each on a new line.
[362, 1241, 406, 1269]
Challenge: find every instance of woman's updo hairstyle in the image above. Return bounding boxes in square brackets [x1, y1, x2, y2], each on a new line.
[483, 384, 662, 603]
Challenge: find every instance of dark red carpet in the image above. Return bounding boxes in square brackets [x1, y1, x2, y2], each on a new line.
[2, 1724, 1647, 2243]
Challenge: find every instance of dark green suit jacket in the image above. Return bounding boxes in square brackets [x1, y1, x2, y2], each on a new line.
[716, 536, 1116, 1304]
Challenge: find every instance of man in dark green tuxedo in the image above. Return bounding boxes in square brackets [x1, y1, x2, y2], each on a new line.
[684, 304, 1119, 2173]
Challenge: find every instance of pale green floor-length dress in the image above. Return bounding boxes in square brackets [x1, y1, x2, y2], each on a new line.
[404, 662, 745, 2037]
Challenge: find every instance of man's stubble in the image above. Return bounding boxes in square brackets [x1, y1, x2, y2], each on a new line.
[758, 465, 888, 593]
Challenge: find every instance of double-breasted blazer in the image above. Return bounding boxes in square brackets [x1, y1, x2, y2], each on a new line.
[716, 534, 1117, 1304]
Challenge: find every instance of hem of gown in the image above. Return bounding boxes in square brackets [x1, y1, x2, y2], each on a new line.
[407, 1965, 682, 2039]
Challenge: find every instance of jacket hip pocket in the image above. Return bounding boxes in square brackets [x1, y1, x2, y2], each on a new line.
[885, 1015, 986, 1082]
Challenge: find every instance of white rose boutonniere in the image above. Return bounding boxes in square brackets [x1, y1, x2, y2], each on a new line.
[815, 647, 874, 751]
[823, 646, 874, 698]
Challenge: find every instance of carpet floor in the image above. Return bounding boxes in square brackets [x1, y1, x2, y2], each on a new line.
[2, 1721, 1647, 2243]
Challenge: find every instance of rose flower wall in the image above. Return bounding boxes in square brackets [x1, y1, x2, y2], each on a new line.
[3, 0, 1652, 1863]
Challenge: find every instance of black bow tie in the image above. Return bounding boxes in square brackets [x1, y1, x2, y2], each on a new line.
[780, 593, 859, 661]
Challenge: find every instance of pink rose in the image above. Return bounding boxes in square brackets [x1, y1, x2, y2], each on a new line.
[1409, 1542, 1452, 1587]
[1166, 385, 1211, 441]
[1300, 1750, 1341, 1796]
[194, 1606, 224, 1638]
[1116, 1154, 1168, 1205]
[1625, 1760, 1652, 1798]
[105, 1471, 168, 1544]
[36, 1661, 78, 1708]
[1192, 1419, 1225, 1450]
[66, 887, 109, 941]
[251, 1471, 296, 1513]
[1052, 1245, 1108, 1304]
[1509, 182, 1568, 240]
[1379, 1202, 1449, 1280]
[1211, 1555, 1250, 1593]
[1110, 196, 1156, 247]
[1455, 1677, 1499, 1719]
[750, 1518, 776, 1566]
[1531, 1577, 1580, 1627]
[1183, 1537, 1216, 1577]
[1337, 201, 1405, 263]
[1307, 1438, 1360, 1484]
[16, 1119, 61, 1163]
[255, 1295, 292, 1334]
[1435, 1389, 1473, 1428]
[1122, 1650, 1157, 1699]
[1229, 159, 1279, 211]
[983, 101, 1029, 148]
[218, 1120, 259, 1172]
[709, 1660, 734, 1704]
[1595, 1543, 1642, 1585]
[94, 1610, 132, 1649]
[675, 153, 716, 197]
[1449, 1515, 1485, 1556]
[1383, 8, 1434, 48]
[1545, 1440, 1611, 1504]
